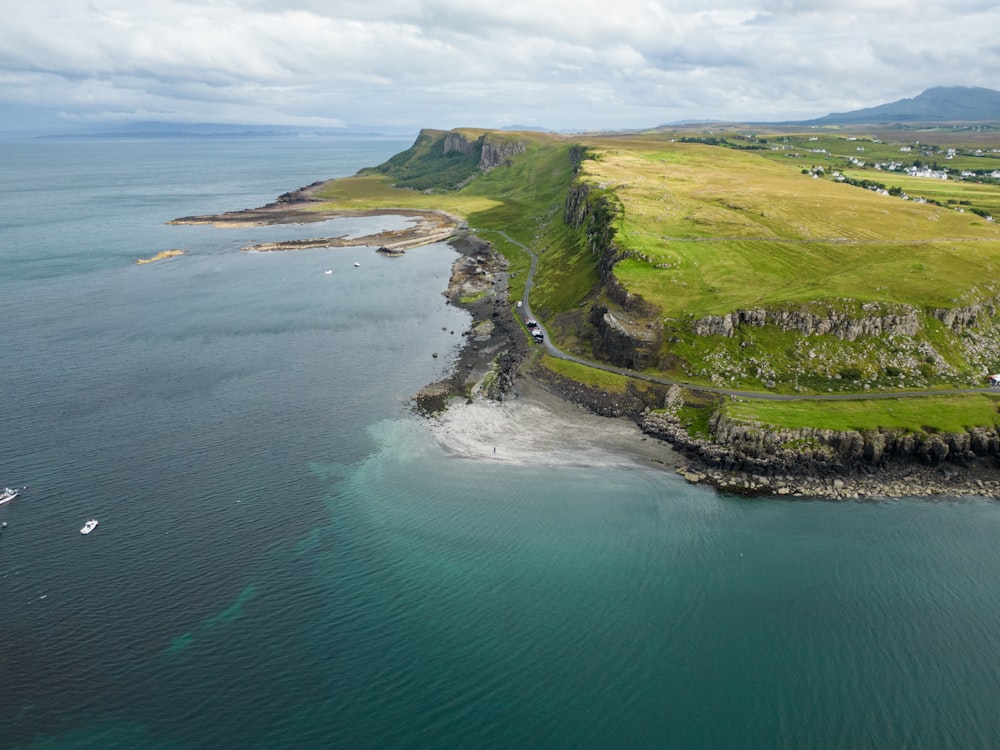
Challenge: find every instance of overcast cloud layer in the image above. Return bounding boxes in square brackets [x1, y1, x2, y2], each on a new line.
[1, 0, 998, 134]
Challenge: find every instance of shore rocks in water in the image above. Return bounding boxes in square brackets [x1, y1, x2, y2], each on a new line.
[413, 232, 529, 415]
[639, 396, 1000, 500]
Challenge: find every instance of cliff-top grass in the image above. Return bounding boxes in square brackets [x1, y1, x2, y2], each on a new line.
[310, 173, 501, 217]
[577, 137, 1000, 318]
[723, 392, 1000, 433]
[540, 355, 630, 394]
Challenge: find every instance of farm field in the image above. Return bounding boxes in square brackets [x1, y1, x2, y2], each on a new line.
[576, 135, 1000, 318]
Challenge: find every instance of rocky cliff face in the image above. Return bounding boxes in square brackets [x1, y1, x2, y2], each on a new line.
[589, 306, 662, 369]
[932, 301, 999, 332]
[692, 303, 920, 341]
[442, 131, 527, 171]
[443, 131, 476, 155]
[563, 180, 663, 366]
[479, 140, 526, 171]
[639, 386, 1000, 498]
[564, 181, 655, 315]
[692, 297, 1000, 342]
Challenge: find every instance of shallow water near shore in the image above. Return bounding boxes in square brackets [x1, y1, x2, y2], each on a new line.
[3, 136, 1000, 749]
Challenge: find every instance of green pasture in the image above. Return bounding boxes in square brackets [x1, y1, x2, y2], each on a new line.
[540, 355, 630, 393]
[307, 125, 1000, 431]
[722, 392, 1000, 433]
[576, 138, 1000, 318]
[310, 173, 500, 216]
[722, 393, 1000, 432]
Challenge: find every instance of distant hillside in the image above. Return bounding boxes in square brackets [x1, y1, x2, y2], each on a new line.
[807, 86, 1000, 124]
[38, 121, 403, 138]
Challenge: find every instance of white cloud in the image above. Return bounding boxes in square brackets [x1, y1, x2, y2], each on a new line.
[0, 0, 998, 132]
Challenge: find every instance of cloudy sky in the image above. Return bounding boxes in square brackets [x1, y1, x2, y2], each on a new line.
[1, 0, 998, 134]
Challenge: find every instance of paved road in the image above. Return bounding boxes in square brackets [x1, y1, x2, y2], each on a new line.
[494, 230, 996, 403]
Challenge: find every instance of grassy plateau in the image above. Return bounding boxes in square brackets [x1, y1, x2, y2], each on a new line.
[306, 124, 1000, 435]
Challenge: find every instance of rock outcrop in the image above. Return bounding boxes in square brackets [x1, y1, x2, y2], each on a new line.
[442, 131, 527, 171]
[589, 306, 662, 369]
[414, 233, 529, 414]
[638, 386, 1000, 499]
[932, 301, 999, 332]
[692, 303, 920, 341]
[479, 140, 526, 171]
[563, 179, 663, 367]
[443, 132, 476, 155]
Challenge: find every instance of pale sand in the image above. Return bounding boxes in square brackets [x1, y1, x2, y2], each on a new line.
[428, 378, 684, 471]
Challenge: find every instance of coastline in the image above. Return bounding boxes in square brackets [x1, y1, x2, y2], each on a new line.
[169, 179, 462, 253]
[172, 184, 1000, 502]
[429, 374, 683, 472]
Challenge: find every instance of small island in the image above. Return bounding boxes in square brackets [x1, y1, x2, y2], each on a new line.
[137, 249, 185, 265]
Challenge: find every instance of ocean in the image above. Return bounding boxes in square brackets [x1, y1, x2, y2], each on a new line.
[2, 135, 1000, 749]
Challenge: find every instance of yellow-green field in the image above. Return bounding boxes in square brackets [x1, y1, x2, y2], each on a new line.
[310, 173, 501, 216]
[311, 125, 1000, 433]
[540, 355, 630, 393]
[723, 393, 1000, 433]
[577, 137, 1000, 317]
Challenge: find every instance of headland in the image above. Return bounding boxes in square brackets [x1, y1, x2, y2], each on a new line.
[169, 180, 461, 253]
[167, 123, 1000, 500]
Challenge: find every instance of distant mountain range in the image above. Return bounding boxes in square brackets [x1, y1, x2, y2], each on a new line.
[26, 86, 1000, 140]
[804, 86, 1000, 125]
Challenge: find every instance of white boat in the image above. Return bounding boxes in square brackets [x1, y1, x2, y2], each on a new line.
[80, 519, 98, 535]
[354, 262, 361, 267]
[0, 487, 19, 505]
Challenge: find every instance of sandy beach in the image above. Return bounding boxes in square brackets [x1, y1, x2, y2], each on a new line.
[429, 376, 685, 472]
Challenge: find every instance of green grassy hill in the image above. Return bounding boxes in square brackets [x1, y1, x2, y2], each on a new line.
[310, 125, 1000, 434]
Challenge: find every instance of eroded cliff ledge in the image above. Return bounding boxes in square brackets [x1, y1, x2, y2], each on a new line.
[442, 131, 527, 172]
[640, 387, 1000, 499]
[563, 179, 663, 368]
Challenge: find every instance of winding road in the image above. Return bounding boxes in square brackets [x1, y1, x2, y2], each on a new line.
[493, 230, 996, 403]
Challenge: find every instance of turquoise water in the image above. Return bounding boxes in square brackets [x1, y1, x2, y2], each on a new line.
[3, 137, 1000, 749]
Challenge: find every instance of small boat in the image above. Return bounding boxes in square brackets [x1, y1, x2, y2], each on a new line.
[80, 519, 98, 535]
[0, 487, 19, 505]
[354, 262, 361, 267]
[324, 269, 333, 275]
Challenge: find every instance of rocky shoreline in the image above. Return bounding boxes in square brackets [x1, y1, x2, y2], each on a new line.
[525, 375, 1000, 500]
[639, 392, 1000, 500]
[413, 232, 530, 414]
[173, 185, 1000, 501]
[424, 235, 1000, 500]
[169, 179, 461, 253]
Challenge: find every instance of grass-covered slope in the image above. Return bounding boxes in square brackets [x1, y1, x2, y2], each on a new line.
[309, 125, 1000, 432]
[571, 130, 1000, 394]
[581, 135, 1000, 316]
[361, 128, 482, 190]
[312, 128, 595, 310]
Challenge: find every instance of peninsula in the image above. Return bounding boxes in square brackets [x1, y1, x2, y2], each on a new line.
[175, 118, 1000, 499]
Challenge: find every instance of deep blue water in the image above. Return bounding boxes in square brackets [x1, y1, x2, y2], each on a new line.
[3, 137, 1000, 749]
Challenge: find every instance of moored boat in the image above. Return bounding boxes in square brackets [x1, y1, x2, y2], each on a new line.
[80, 519, 98, 535]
